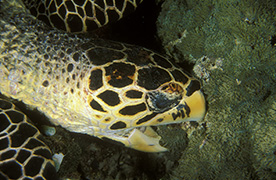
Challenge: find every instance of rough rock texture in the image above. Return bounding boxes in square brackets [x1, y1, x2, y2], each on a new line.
[42, 125, 188, 179]
[157, 0, 276, 179]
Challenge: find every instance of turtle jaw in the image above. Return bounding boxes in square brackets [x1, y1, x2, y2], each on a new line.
[127, 126, 168, 152]
[125, 90, 206, 152]
[99, 126, 168, 152]
[181, 90, 206, 122]
[101, 90, 206, 153]
[125, 90, 206, 153]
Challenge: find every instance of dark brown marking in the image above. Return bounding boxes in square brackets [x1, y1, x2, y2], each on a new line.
[125, 47, 153, 66]
[172, 103, 191, 120]
[73, 0, 86, 6]
[43, 162, 58, 179]
[10, 123, 37, 147]
[42, 80, 49, 87]
[16, 149, 31, 164]
[104, 62, 135, 88]
[49, 1, 57, 13]
[0, 114, 10, 132]
[95, 6, 106, 25]
[89, 69, 103, 91]
[0, 160, 22, 179]
[172, 109, 185, 121]
[125, 90, 143, 99]
[136, 113, 158, 125]
[77, 7, 84, 18]
[186, 80, 201, 96]
[65, 1, 75, 12]
[90, 99, 106, 112]
[119, 103, 147, 116]
[137, 67, 172, 90]
[106, 0, 114, 6]
[25, 156, 44, 176]
[67, 63, 74, 72]
[95, 115, 102, 119]
[97, 90, 120, 106]
[171, 69, 189, 84]
[0, 99, 12, 109]
[6, 111, 24, 123]
[34, 148, 52, 159]
[115, 0, 124, 11]
[86, 47, 125, 65]
[152, 54, 173, 68]
[67, 14, 83, 32]
[122, 1, 136, 17]
[84, 0, 93, 17]
[49, 14, 66, 31]
[110, 121, 127, 130]
[7, 125, 16, 133]
[104, 117, 111, 123]
[0, 149, 16, 161]
[24, 138, 44, 149]
[72, 53, 80, 62]
[38, 3, 45, 13]
[0, 138, 9, 151]
[58, 4, 66, 19]
[96, 0, 105, 9]
[157, 118, 163, 122]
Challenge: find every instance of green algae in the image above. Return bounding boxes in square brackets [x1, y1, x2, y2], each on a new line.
[157, 0, 276, 179]
[157, 0, 276, 60]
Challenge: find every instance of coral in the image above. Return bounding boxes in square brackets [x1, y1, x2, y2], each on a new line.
[157, 0, 276, 179]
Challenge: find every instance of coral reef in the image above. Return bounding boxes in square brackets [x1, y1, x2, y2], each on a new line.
[157, 0, 276, 179]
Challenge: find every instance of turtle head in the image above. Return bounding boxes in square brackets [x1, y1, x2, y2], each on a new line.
[144, 80, 206, 126]
[86, 64, 205, 152]
[84, 47, 206, 152]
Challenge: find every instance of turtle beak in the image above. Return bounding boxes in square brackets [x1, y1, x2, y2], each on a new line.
[127, 126, 168, 152]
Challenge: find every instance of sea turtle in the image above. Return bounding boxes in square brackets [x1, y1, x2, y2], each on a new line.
[0, 0, 206, 179]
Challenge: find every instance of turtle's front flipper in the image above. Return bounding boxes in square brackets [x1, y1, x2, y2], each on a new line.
[0, 99, 58, 180]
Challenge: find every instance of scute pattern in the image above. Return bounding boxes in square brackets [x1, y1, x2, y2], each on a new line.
[86, 47, 125, 65]
[137, 66, 172, 90]
[89, 69, 103, 91]
[119, 103, 147, 116]
[23, 0, 143, 32]
[0, 99, 58, 180]
[104, 62, 136, 88]
[97, 90, 121, 106]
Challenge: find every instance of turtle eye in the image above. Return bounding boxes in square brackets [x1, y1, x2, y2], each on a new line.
[146, 83, 183, 113]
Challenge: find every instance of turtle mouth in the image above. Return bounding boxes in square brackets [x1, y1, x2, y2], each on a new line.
[104, 125, 167, 152]
[129, 126, 167, 152]
[113, 126, 167, 152]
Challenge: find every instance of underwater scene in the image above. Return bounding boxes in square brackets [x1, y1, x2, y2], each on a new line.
[0, 0, 276, 179]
